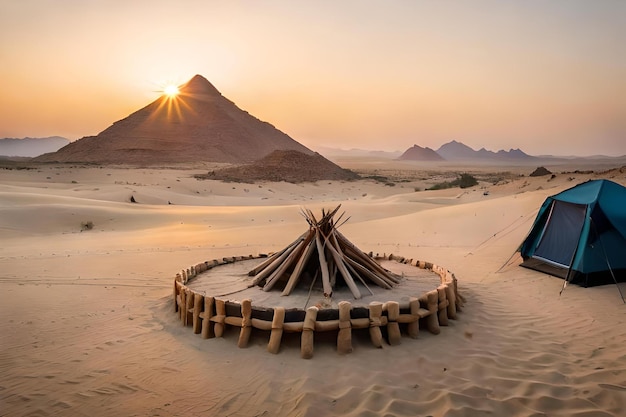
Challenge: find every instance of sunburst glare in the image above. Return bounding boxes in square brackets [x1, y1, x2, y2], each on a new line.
[163, 84, 179, 98]
[151, 79, 192, 122]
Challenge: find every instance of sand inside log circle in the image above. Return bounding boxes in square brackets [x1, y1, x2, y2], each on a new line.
[186, 258, 442, 310]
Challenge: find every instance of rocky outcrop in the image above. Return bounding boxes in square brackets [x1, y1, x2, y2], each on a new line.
[197, 150, 360, 183]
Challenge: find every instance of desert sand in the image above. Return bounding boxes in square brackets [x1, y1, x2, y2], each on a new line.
[1, 161, 625, 417]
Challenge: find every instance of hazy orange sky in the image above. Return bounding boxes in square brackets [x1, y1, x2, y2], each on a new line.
[1, 1, 624, 156]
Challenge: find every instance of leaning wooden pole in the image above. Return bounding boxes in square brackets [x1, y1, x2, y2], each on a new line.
[314, 228, 333, 297]
[282, 233, 317, 296]
[263, 235, 311, 291]
[249, 236, 305, 287]
[324, 231, 361, 299]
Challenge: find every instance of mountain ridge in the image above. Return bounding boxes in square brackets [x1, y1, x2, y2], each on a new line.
[436, 140, 534, 161]
[0, 136, 69, 157]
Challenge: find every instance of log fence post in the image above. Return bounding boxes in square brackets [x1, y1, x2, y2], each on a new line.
[192, 293, 203, 334]
[425, 290, 440, 334]
[368, 302, 384, 348]
[268, 307, 285, 354]
[337, 301, 352, 354]
[437, 285, 449, 326]
[201, 296, 215, 339]
[445, 281, 457, 319]
[386, 301, 401, 346]
[179, 288, 187, 324]
[301, 306, 318, 359]
[238, 299, 252, 348]
[213, 299, 226, 337]
[184, 288, 194, 326]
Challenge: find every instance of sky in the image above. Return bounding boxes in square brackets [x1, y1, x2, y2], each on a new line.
[1, 1, 624, 157]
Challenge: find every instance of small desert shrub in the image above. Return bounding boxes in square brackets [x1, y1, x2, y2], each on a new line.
[428, 173, 478, 190]
[365, 175, 389, 183]
[456, 173, 478, 189]
[80, 221, 94, 231]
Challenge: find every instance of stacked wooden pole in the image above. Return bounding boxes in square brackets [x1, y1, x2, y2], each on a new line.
[249, 205, 399, 299]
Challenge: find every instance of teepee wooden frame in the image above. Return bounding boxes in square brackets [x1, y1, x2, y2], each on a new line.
[248, 205, 399, 299]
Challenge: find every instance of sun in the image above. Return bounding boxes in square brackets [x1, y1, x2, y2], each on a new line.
[163, 84, 179, 98]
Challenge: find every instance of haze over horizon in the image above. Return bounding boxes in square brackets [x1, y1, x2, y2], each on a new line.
[1, 1, 624, 157]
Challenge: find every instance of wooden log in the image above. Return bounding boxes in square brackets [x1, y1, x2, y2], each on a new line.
[424, 290, 440, 335]
[201, 296, 215, 339]
[283, 322, 304, 332]
[337, 301, 353, 354]
[248, 233, 306, 277]
[268, 307, 285, 354]
[249, 237, 305, 287]
[179, 288, 187, 323]
[174, 280, 183, 312]
[407, 297, 420, 339]
[301, 306, 318, 359]
[386, 301, 401, 346]
[314, 231, 332, 297]
[314, 320, 340, 332]
[336, 231, 400, 284]
[325, 233, 361, 299]
[438, 285, 449, 326]
[344, 258, 374, 296]
[369, 302, 384, 348]
[341, 241, 399, 286]
[330, 232, 368, 294]
[225, 316, 243, 326]
[184, 288, 194, 326]
[345, 256, 393, 289]
[282, 234, 317, 295]
[173, 277, 179, 313]
[251, 318, 273, 331]
[238, 299, 252, 348]
[328, 249, 337, 288]
[247, 251, 282, 277]
[213, 299, 227, 337]
[192, 293, 203, 334]
[263, 235, 311, 291]
[445, 283, 457, 319]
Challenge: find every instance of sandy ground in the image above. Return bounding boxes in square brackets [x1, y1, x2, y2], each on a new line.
[1, 161, 625, 416]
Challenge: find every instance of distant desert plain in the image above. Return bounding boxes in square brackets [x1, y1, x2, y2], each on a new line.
[1, 155, 626, 416]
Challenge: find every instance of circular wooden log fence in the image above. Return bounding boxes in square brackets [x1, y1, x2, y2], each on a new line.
[173, 253, 465, 359]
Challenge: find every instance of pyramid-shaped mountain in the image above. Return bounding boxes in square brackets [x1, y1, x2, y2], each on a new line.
[397, 144, 444, 161]
[35, 75, 313, 164]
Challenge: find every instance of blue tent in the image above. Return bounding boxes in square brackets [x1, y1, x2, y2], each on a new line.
[520, 179, 626, 287]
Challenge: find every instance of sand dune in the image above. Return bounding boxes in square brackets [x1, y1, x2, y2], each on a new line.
[1, 163, 625, 416]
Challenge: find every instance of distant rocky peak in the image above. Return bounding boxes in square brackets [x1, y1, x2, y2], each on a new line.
[397, 144, 444, 161]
